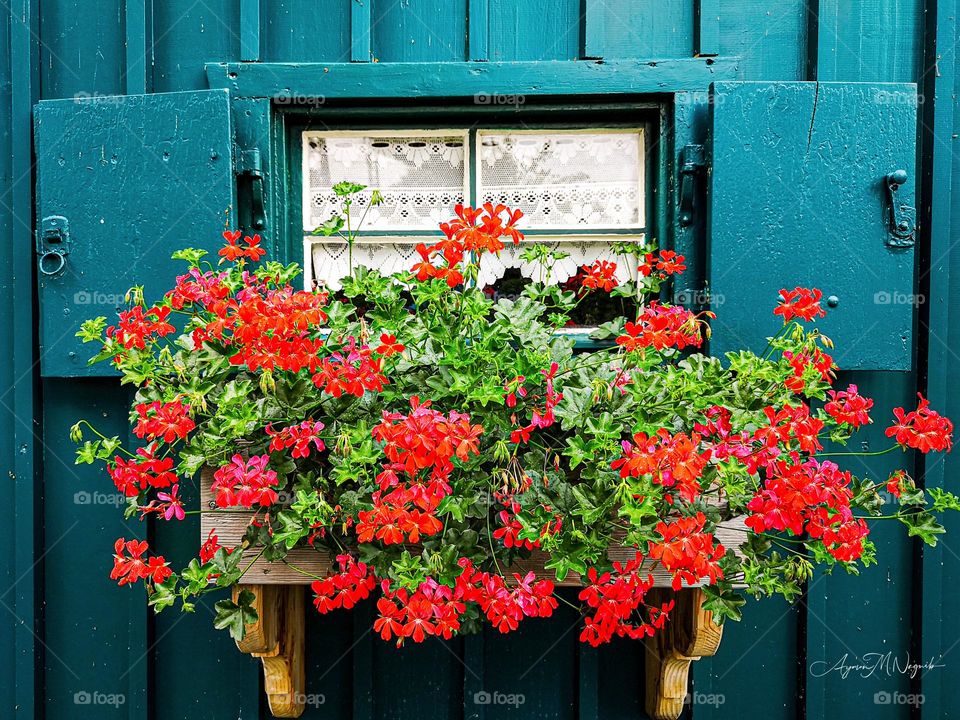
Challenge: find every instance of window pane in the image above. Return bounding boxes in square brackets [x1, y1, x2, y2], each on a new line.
[478, 130, 644, 229]
[303, 132, 468, 232]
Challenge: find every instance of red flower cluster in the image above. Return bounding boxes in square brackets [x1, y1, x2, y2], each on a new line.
[648, 513, 725, 590]
[372, 561, 556, 646]
[312, 338, 388, 398]
[783, 348, 835, 394]
[746, 459, 867, 561]
[510, 363, 562, 445]
[166, 268, 230, 310]
[774, 287, 826, 324]
[210, 454, 279, 508]
[612, 429, 709, 502]
[581, 260, 619, 292]
[133, 400, 195, 443]
[579, 554, 673, 646]
[111, 538, 171, 586]
[219, 230, 266, 263]
[199, 529, 227, 564]
[886, 394, 954, 453]
[267, 420, 326, 458]
[225, 283, 329, 372]
[359, 399, 484, 545]
[107, 305, 175, 350]
[616, 303, 707, 352]
[639, 250, 687, 278]
[311, 555, 377, 613]
[109, 445, 176, 496]
[886, 470, 912, 499]
[412, 204, 524, 287]
[825, 384, 874, 428]
[493, 501, 539, 550]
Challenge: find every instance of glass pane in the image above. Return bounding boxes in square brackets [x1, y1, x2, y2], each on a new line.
[478, 130, 644, 229]
[303, 132, 468, 232]
[483, 268, 639, 328]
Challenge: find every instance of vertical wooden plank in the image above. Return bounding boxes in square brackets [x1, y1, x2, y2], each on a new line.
[805, 373, 917, 720]
[261, 0, 350, 62]
[240, 0, 261, 61]
[152, 0, 239, 92]
[488, 0, 580, 61]
[814, 0, 923, 82]
[694, 0, 719, 56]
[917, 0, 958, 717]
[10, 2, 38, 716]
[582, 0, 605, 59]
[463, 633, 485, 720]
[371, 0, 467, 62]
[124, 0, 150, 94]
[350, 0, 371, 62]
[352, 601, 375, 720]
[39, 0, 125, 98]
[717, 0, 807, 79]
[804, 0, 820, 80]
[582, 0, 693, 59]
[577, 644, 599, 720]
[0, 3, 18, 713]
[468, 0, 489, 61]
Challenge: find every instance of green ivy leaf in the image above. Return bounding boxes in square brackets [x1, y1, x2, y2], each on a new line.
[213, 590, 258, 641]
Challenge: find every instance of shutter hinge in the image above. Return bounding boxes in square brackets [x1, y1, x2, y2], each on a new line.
[678, 144, 707, 227]
[884, 170, 915, 248]
[237, 148, 267, 231]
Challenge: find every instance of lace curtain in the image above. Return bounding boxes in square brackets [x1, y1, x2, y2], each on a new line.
[304, 130, 645, 290]
[303, 133, 467, 231]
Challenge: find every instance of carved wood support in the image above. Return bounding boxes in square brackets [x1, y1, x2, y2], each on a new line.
[644, 587, 724, 720]
[234, 584, 306, 718]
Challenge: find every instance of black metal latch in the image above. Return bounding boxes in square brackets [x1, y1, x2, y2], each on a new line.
[237, 148, 267, 231]
[36, 215, 70, 276]
[678, 144, 706, 227]
[884, 169, 915, 248]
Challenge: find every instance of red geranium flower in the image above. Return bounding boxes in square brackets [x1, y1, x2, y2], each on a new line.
[825, 384, 874, 428]
[774, 287, 826, 324]
[885, 394, 954, 453]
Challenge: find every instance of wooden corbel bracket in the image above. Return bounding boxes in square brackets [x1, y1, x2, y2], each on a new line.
[233, 584, 721, 719]
[644, 587, 724, 720]
[234, 584, 306, 718]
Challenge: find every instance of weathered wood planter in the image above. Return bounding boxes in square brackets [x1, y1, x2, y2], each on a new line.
[201, 469, 743, 719]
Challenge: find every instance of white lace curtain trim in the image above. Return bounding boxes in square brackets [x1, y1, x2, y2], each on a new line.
[308, 239, 641, 291]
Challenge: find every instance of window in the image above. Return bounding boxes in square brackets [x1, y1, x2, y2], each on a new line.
[302, 128, 647, 298]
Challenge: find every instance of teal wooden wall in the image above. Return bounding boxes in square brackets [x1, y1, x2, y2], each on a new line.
[4, 1, 959, 718]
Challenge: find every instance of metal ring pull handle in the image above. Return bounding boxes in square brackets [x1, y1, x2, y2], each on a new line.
[38, 250, 67, 276]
